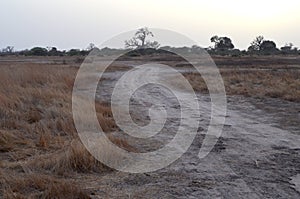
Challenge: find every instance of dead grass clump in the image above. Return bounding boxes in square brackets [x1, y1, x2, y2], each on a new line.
[0, 130, 29, 152]
[25, 139, 112, 174]
[26, 108, 43, 124]
[183, 72, 208, 93]
[53, 139, 111, 173]
[95, 102, 118, 132]
[54, 117, 77, 136]
[23, 135, 135, 175]
[1, 170, 90, 199]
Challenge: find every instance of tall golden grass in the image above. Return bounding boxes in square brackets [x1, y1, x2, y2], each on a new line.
[184, 69, 300, 102]
[1, 170, 90, 199]
[0, 62, 130, 198]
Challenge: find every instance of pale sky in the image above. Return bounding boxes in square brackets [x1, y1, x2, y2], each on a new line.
[0, 0, 299, 50]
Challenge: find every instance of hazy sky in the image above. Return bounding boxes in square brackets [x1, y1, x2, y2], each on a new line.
[1, 0, 299, 50]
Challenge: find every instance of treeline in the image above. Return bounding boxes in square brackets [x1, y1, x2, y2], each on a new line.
[1, 36, 299, 57]
[0, 46, 91, 56]
[207, 35, 299, 56]
[0, 45, 129, 57]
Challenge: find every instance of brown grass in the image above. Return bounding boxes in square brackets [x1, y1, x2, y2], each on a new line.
[95, 102, 118, 132]
[1, 170, 90, 199]
[184, 69, 300, 102]
[19, 139, 113, 175]
[0, 61, 131, 198]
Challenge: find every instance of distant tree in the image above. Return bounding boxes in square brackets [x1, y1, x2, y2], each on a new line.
[86, 43, 102, 55]
[4, 46, 14, 53]
[247, 36, 279, 54]
[18, 49, 30, 56]
[260, 40, 277, 52]
[280, 43, 293, 51]
[230, 49, 241, 57]
[280, 43, 298, 55]
[29, 47, 48, 56]
[87, 43, 96, 51]
[248, 36, 264, 51]
[79, 50, 89, 56]
[67, 49, 80, 56]
[210, 35, 234, 51]
[46, 46, 52, 52]
[125, 27, 160, 49]
[1, 46, 14, 55]
[48, 47, 62, 56]
[210, 36, 219, 46]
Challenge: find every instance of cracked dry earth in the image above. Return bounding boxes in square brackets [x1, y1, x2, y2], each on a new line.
[79, 63, 300, 198]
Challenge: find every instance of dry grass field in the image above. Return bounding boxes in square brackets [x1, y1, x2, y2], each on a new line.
[185, 69, 300, 102]
[0, 60, 132, 198]
[184, 56, 300, 102]
[0, 55, 299, 198]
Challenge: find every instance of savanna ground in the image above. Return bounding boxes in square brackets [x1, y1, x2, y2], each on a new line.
[0, 57, 131, 198]
[0, 55, 299, 198]
[184, 55, 300, 102]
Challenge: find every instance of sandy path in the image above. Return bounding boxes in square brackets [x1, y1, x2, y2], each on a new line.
[91, 64, 300, 198]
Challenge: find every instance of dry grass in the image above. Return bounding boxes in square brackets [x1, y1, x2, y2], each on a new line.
[184, 69, 300, 102]
[1, 170, 90, 199]
[0, 61, 131, 198]
[17, 139, 113, 175]
[3, 56, 298, 197]
[95, 102, 118, 132]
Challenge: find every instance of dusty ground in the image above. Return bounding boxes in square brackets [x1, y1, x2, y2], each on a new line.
[94, 61, 300, 198]
[0, 56, 300, 198]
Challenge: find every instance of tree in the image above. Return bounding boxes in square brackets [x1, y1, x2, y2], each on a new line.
[1, 46, 14, 55]
[210, 35, 234, 51]
[280, 43, 298, 55]
[5, 46, 14, 53]
[248, 36, 264, 51]
[48, 47, 64, 56]
[29, 47, 48, 56]
[260, 40, 277, 52]
[87, 43, 96, 51]
[67, 49, 81, 56]
[281, 43, 293, 51]
[125, 27, 160, 49]
[248, 36, 278, 54]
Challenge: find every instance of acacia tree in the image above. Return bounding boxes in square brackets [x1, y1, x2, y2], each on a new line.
[125, 27, 160, 49]
[210, 35, 234, 51]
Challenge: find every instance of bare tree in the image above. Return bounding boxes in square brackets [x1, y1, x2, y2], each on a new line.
[2, 46, 14, 53]
[125, 27, 160, 49]
[249, 36, 264, 51]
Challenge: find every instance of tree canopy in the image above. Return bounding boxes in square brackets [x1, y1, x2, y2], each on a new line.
[210, 36, 235, 51]
[125, 27, 160, 49]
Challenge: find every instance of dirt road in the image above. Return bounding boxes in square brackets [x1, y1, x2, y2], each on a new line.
[89, 63, 300, 198]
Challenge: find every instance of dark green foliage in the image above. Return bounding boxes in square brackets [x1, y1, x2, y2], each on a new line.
[211, 35, 235, 51]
